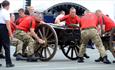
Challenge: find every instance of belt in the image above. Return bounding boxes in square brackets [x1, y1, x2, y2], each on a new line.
[82, 27, 96, 30]
[16, 29, 28, 33]
[16, 29, 24, 32]
[0, 24, 6, 25]
[0, 24, 6, 27]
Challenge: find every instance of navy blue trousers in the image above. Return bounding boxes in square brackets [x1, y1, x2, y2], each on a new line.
[0, 24, 12, 64]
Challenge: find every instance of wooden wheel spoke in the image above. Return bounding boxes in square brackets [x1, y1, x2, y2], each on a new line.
[38, 29, 44, 39]
[46, 47, 51, 56]
[44, 48, 47, 58]
[47, 33, 53, 39]
[46, 28, 50, 37]
[40, 47, 44, 57]
[42, 27, 45, 37]
[35, 44, 42, 52]
[65, 47, 71, 55]
[74, 47, 79, 56]
[47, 40, 55, 44]
[71, 48, 74, 58]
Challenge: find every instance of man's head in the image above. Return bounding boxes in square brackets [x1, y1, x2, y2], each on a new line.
[32, 11, 43, 22]
[95, 9, 102, 17]
[10, 13, 15, 22]
[18, 8, 25, 17]
[69, 7, 76, 17]
[60, 10, 65, 15]
[84, 10, 90, 15]
[1, 0, 10, 10]
[27, 6, 34, 15]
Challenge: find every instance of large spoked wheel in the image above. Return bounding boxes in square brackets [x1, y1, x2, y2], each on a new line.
[35, 24, 58, 61]
[61, 44, 79, 60]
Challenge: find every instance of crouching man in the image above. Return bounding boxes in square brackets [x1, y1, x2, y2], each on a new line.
[95, 10, 115, 63]
[15, 8, 45, 62]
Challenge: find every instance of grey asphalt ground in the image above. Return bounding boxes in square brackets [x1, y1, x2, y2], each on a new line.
[0, 46, 115, 70]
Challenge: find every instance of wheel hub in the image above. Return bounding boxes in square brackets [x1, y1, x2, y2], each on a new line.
[42, 38, 48, 48]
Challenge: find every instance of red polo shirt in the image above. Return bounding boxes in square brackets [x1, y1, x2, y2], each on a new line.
[17, 16, 36, 32]
[98, 15, 115, 32]
[80, 13, 98, 29]
[10, 20, 16, 33]
[31, 16, 41, 29]
[15, 17, 25, 25]
[60, 14, 80, 26]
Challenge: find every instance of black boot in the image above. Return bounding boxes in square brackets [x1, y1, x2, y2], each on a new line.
[6, 64, 15, 68]
[16, 54, 27, 61]
[84, 53, 90, 59]
[77, 57, 84, 63]
[113, 60, 115, 63]
[13, 51, 17, 57]
[0, 54, 5, 59]
[95, 57, 103, 62]
[0, 64, 2, 67]
[27, 55, 39, 62]
[102, 56, 111, 64]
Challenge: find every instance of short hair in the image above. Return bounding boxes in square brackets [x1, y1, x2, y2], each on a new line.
[32, 11, 40, 17]
[1, 0, 10, 8]
[18, 8, 25, 12]
[60, 10, 65, 14]
[106, 14, 109, 17]
[70, 7, 76, 11]
[27, 6, 34, 10]
[25, 9, 30, 15]
[95, 9, 102, 13]
[84, 10, 90, 14]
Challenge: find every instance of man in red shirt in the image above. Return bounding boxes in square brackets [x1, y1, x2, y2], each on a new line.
[55, 7, 90, 58]
[78, 10, 111, 64]
[9, 13, 26, 60]
[95, 10, 115, 63]
[15, 8, 45, 62]
[96, 10, 115, 33]
[55, 7, 80, 26]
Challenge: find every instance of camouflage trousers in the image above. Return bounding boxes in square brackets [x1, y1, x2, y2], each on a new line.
[79, 28, 106, 58]
[14, 30, 36, 56]
[0, 37, 23, 55]
[10, 37, 23, 55]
